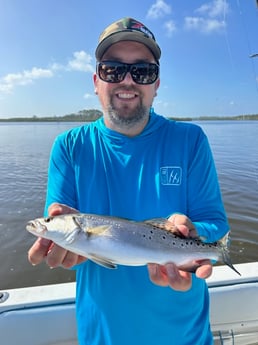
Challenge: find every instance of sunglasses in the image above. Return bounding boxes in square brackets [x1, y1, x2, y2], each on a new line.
[96, 61, 159, 85]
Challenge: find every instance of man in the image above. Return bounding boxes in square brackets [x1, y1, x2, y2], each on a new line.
[28, 17, 229, 345]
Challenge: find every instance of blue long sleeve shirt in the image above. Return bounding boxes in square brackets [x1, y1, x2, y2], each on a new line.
[45, 112, 229, 345]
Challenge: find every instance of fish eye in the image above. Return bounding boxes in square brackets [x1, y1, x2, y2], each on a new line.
[44, 217, 52, 222]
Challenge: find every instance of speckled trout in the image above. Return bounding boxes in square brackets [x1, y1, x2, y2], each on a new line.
[26, 213, 240, 275]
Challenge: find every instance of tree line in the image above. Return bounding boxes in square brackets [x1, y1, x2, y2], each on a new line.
[0, 109, 258, 122]
[0, 109, 103, 122]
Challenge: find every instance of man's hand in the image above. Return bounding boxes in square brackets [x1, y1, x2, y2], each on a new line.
[28, 203, 87, 268]
[147, 213, 212, 291]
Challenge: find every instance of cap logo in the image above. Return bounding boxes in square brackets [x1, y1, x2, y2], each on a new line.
[123, 18, 155, 40]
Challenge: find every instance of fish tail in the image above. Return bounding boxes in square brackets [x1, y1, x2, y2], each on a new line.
[221, 246, 241, 276]
[218, 233, 241, 276]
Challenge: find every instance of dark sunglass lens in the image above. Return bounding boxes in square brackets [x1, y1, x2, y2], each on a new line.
[98, 62, 127, 83]
[131, 64, 159, 84]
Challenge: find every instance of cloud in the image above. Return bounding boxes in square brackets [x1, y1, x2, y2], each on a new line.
[67, 51, 94, 73]
[0, 50, 94, 95]
[164, 20, 177, 37]
[196, 0, 229, 18]
[146, 0, 228, 37]
[147, 0, 171, 19]
[83, 93, 95, 99]
[184, 16, 226, 34]
[0, 67, 53, 94]
[184, 0, 228, 34]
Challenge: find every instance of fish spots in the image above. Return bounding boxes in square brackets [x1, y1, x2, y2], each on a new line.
[142, 229, 158, 240]
[185, 241, 194, 245]
[195, 241, 207, 247]
[141, 229, 155, 240]
[149, 230, 154, 240]
[142, 234, 152, 240]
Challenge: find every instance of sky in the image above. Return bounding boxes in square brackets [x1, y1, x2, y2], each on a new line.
[0, 0, 258, 119]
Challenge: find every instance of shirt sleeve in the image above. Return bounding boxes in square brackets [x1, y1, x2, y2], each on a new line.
[44, 131, 77, 216]
[186, 127, 229, 243]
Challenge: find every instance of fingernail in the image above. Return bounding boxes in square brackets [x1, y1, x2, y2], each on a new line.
[149, 264, 158, 275]
[166, 264, 177, 279]
[39, 238, 51, 246]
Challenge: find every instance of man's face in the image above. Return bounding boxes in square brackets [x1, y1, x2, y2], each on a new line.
[94, 41, 160, 133]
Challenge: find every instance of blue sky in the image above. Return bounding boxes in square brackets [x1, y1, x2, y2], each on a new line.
[0, 0, 257, 118]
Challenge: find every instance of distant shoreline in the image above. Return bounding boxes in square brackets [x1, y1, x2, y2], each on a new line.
[0, 113, 258, 122]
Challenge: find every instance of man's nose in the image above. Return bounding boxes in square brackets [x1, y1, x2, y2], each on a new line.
[121, 71, 135, 84]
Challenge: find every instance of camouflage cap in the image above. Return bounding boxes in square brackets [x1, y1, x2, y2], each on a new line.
[95, 17, 161, 61]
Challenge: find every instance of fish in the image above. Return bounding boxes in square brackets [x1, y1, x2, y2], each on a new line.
[26, 213, 240, 275]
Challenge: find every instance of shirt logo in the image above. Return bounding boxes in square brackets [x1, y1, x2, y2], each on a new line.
[160, 166, 182, 186]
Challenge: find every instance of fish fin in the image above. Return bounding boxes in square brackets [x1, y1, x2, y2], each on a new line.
[88, 254, 117, 269]
[72, 216, 112, 236]
[144, 218, 186, 237]
[144, 218, 205, 241]
[199, 236, 208, 242]
[144, 218, 177, 231]
[86, 225, 112, 236]
[217, 232, 231, 246]
[65, 228, 81, 244]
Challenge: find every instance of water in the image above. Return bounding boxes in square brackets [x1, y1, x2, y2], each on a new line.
[0, 121, 257, 290]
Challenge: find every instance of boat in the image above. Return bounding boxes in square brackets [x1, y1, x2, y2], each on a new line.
[0, 262, 258, 345]
[208, 262, 258, 345]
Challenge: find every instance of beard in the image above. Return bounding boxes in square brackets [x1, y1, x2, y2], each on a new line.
[106, 92, 149, 131]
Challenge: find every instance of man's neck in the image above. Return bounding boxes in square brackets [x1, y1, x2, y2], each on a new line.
[103, 114, 150, 137]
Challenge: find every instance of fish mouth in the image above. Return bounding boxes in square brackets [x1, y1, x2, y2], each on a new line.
[26, 220, 47, 235]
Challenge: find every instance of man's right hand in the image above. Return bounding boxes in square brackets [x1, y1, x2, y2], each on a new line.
[27, 203, 87, 268]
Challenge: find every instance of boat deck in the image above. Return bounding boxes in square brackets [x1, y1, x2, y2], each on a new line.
[1, 262, 258, 345]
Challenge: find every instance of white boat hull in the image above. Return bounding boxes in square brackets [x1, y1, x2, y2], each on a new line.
[209, 262, 258, 344]
[0, 262, 258, 345]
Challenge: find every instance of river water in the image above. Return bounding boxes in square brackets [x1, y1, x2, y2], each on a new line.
[0, 120, 257, 290]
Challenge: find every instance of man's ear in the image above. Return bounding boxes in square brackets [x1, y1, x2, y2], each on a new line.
[93, 73, 98, 94]
[154, 78, 160, 97]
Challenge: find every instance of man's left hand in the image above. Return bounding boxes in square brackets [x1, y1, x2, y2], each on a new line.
[147, 213, 213, 291]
